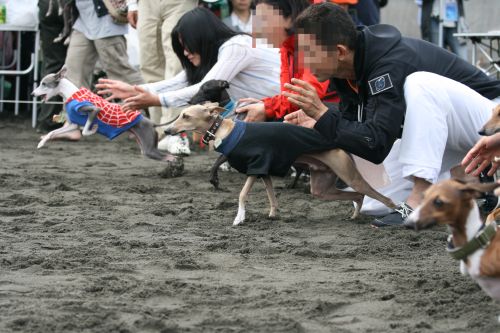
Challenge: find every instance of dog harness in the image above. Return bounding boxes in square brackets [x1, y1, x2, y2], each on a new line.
[215, 120, 337, 177]
[65, 88, 143, 140]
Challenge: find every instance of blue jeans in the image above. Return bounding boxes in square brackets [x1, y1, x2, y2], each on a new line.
[429, 17, 467, 60]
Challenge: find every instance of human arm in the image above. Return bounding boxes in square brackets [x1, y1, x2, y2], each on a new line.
[462, 132, 500, 176]
[156, 40, 254, 108]
[286, 68, 406, 164]
[126, 0, 138, 28]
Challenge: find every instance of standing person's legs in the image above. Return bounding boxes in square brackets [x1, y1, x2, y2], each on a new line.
[157, 0, 197, 153]
[65, 30, 99, 88]
[37, 0, 68, 131]
[444, 27, 468, 61]
[94, 35, 144, 86]
[138, 0, 165, 126]
[159, 0, 197, 81]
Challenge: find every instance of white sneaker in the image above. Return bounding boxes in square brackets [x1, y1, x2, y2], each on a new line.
[220, 161, 232, 172]
[158, 135, 191, 156]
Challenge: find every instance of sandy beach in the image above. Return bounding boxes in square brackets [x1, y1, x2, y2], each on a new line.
[1, 118, 499, 333]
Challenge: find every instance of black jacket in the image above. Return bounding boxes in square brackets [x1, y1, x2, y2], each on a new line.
[315, 24, 500, 164]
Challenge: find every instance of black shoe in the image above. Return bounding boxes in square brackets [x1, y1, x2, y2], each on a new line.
[335, 178, 348, 190]
[371, 202, 413, 228]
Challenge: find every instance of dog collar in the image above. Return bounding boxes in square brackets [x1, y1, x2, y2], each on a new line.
[446, 221, 497, 261]
[202, 115, 223, 145]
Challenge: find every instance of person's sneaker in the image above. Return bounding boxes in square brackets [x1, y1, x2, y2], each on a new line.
[158, 134, 191, 156]
[220, 161, 232, 172]
[371, 202, 414, 228]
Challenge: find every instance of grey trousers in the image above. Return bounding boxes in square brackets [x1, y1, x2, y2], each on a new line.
[37, 0, 68, 125]
[65, 30, 144, 89]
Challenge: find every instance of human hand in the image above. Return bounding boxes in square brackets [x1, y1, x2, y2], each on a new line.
[283, 110, 316, 128]
[122, 86, 161, 112]
[235, 101, 266, 122]
[283, 78, 328, 121]
[96, 78, 137, 101]
[127, 10, 138, 29]
[462, 133, 500, 176]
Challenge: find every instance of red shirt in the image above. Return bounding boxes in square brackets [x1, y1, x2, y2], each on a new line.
[262, 35, 335, 120]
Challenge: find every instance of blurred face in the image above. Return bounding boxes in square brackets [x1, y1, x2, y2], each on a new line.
[298, 33, 337, 81]
[184, 49, 201, 67]
[253, 3, 292, 47]
[231, 0, 252, 12]
[180, 37, 201, 67]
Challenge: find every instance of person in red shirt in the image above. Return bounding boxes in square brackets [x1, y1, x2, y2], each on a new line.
[235, 0, 338, 122]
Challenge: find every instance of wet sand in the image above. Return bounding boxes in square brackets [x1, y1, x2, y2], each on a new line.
[1, 119, 499, 333]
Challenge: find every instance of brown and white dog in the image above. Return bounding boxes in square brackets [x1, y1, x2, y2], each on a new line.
[479, 105, 500, 136]
[164, 103, 397, 225]
[405, 179, 500, 300]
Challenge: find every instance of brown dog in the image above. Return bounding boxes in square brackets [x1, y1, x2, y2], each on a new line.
[405, 179, 500, 300]
[479, 105, 500, 136]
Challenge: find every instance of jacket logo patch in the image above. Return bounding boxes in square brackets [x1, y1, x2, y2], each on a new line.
[368, 73, 393, 95]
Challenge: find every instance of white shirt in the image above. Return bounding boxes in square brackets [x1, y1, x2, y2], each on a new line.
[143, 35, 281, 107]
[230, 12, 252, 34]
[73, 0, 128, 40]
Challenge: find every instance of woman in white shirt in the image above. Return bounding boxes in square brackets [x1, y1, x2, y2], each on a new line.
[96, 7, 279, 153]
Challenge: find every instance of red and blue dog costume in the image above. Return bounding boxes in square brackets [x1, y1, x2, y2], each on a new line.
[66, 88, 143, 140]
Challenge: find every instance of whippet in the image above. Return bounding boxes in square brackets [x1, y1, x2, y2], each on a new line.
[32, 66, 184, 177]
[164, 103, 398, 225]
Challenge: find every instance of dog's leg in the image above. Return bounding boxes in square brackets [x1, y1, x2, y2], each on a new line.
[131, 118, 178, 162]
[309, 169, 365, 219]
[46, 0, 54, 17]
[79, 105, 100, 136]
[311, 151, 397, 210]
[37, 122, 80, 148]
[57, 0, 64, 15]
[261, 176, 278, 218]
[209, 154, 228, 189]
[234, 176, 256, 226]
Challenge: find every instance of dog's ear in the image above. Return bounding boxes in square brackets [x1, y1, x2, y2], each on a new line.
[205, 103, 225, 117]
[202, 101, 219, 108]
[459, 182, 500, 199]
[54, 65, 67, 80]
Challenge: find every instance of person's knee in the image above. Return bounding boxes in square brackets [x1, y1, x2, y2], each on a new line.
[404, 72, 435, 91]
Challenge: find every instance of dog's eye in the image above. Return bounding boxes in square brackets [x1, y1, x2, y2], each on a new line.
[433, 198, 444, 208]
[182, 114, 190, 119]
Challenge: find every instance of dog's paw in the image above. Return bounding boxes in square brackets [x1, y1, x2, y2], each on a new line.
[159, 158, 185, 178]
[233, 207, 246, 226]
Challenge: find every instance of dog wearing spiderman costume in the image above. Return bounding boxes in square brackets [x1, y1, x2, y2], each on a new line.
[32, 66, 184, 178]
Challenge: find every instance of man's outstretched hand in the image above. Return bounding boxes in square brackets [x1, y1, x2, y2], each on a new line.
[284, 110, 316, 128]
[283, 78, 328, 121]
[462, 132, 500, 176]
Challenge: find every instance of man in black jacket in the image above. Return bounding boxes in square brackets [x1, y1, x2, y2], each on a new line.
[283, 2, 500, 227]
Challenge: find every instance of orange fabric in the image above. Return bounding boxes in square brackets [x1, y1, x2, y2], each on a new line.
[262, 35, 333, 120]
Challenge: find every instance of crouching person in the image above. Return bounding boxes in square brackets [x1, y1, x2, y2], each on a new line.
[283, 2, 500, 227]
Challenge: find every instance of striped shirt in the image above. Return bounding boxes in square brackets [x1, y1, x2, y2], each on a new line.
[143, 35, 281, 107]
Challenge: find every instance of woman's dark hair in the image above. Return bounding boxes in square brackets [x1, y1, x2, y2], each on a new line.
[255, 0, 310, 35]
[295, 2, 357, 50]
[171, 7, 245, 85]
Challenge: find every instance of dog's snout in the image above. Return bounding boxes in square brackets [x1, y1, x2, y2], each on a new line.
[478, 129, 486, 136]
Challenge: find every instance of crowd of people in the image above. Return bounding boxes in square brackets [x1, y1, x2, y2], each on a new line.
[32, 0, 500, 228]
